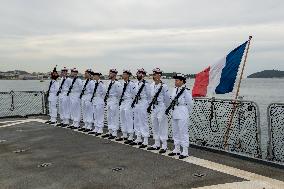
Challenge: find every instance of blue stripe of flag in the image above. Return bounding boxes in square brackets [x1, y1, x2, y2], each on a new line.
[215, 41, 248, 94]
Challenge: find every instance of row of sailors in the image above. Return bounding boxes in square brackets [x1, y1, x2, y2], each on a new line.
[46, 67, 193, 159]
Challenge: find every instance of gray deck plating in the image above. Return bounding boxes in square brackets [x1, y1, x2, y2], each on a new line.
[0, 117, 283, 189]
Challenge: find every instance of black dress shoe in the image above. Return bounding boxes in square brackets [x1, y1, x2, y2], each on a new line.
[159, 149, 167, 154]
[129, 141, 138, 146]
[124, 140, 132, 144]
[45, 120, 51, 124]
[49, 122, 56, 125]
[95, 133, 102, 136]
[56, 123, 63, 127]
[62, 124, 68, 127]
[168, 152, 180, 157]
[139, 144, 147, 149]
[83, 129, 90, 132]
[78, 128, 85, 131]
[147, 146, 160, 151]
[88, 131, 96, 135]
[179, 155, 188, 159]
[108, 135, 116, 140]
[67, 126, 73, 129]
[138, 142, 143, 145]
[101, 134, 110, 138]
[115, 138, 123, 141]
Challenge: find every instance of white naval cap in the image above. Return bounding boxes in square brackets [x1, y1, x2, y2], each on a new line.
[137, 68, 147, 75]
[71, 68, 78, 72]
[61, 67, 68, 72]
[152, 68, 163, 74]
[173, 73, 186, 81]
[123, 69, 132, 75]
[109, 69, 118, 74]
[92, 72, 102, 76]
[85, 69, 93, 75]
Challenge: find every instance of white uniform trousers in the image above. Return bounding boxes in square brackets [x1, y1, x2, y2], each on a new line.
[106, 98, 119, 136]
[93, 103, 105, 133]
[81, 95, 93, 129]
[58, 94, 70, 124]
[120, 99, 134, 136]
[48, 98, 58, 122]
[69, 94, 81, 127]
[151, 103, 168, 148]
[172, 117, 189, 149]
[134, 99, 149, 141]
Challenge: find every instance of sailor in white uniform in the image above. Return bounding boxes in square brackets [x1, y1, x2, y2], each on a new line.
[67, 68, 83, 129]
[147, 68, 170, 154]
[116, 70, 136, 142]
[129, 68, 151, 149]
[78, 69, 95, 132]
[88, 72, 106, 136]
[45, 66, 59, 125]
[56, 67, 72, 127]
[102, 69, 122, 139]
[167, 73, 194, 159]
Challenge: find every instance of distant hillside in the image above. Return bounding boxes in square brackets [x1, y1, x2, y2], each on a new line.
[0, 70, 30, 75]
[247, 70, 284, 78]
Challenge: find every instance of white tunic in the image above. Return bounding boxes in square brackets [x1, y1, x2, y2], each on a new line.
[47, 80, 59, 101]
[81, 79, 95, 101]
[69, 77, 83, 97]
[135, 80, 151, 103]
[150, 82, 170, 107]
[59, 77, 72, 95]
[170, 85, 194, 119]
[92, 80, 106, 105]
[106, 80, 122, 102]
[120, 80, 136, 101]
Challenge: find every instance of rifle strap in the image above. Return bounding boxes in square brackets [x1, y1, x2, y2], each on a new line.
[132, 80, 146, 106]
[57, 78, 66, 96]
[67, 77, 78, 95]
[147, 83, 163, 110]
[168, 87, 186, 110]
[90, 81, 100, 102]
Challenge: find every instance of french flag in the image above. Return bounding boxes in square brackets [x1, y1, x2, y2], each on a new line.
[192, 41, 248, 97]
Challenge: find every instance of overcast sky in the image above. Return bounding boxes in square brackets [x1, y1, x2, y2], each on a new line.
[0, 0, 284, 75]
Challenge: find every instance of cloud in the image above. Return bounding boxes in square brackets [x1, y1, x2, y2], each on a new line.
[0, 0, 284, 75]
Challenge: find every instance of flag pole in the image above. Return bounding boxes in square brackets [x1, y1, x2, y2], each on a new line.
[223, 36, 253, 149]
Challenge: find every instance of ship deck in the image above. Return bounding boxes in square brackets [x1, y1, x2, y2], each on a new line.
[0, 116, 284, 189]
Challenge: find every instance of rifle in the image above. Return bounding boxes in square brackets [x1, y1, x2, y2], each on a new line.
[147, 83, 163, 113]
[104, 81, 114, 105]
[67, 77, 77, 96]
[56, 78, 66, 96]
[165, 87, 186, 116]
[46, 80, 53, 98]
[131, 80, 145, 108]
[90, 82, 99, 102]
[80, 79, 90, 99]
[119, 81, 129, 106]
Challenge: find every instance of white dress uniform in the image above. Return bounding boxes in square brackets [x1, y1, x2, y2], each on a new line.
[81, 79, 95, 130]
[58, 77, 72, 125]
[119, 80, 136, 140]
[68, 77, 83, 128]
[47, 80, 59, 123]
[149, 82, 170, 150]
[105, 80, 122, 137]
[91, 80, 106, 134]
[133, 80, 151, 145]
[170, 84, 194, 156]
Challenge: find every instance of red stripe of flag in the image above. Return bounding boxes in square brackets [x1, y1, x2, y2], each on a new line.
[192, 66, 210, 97]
